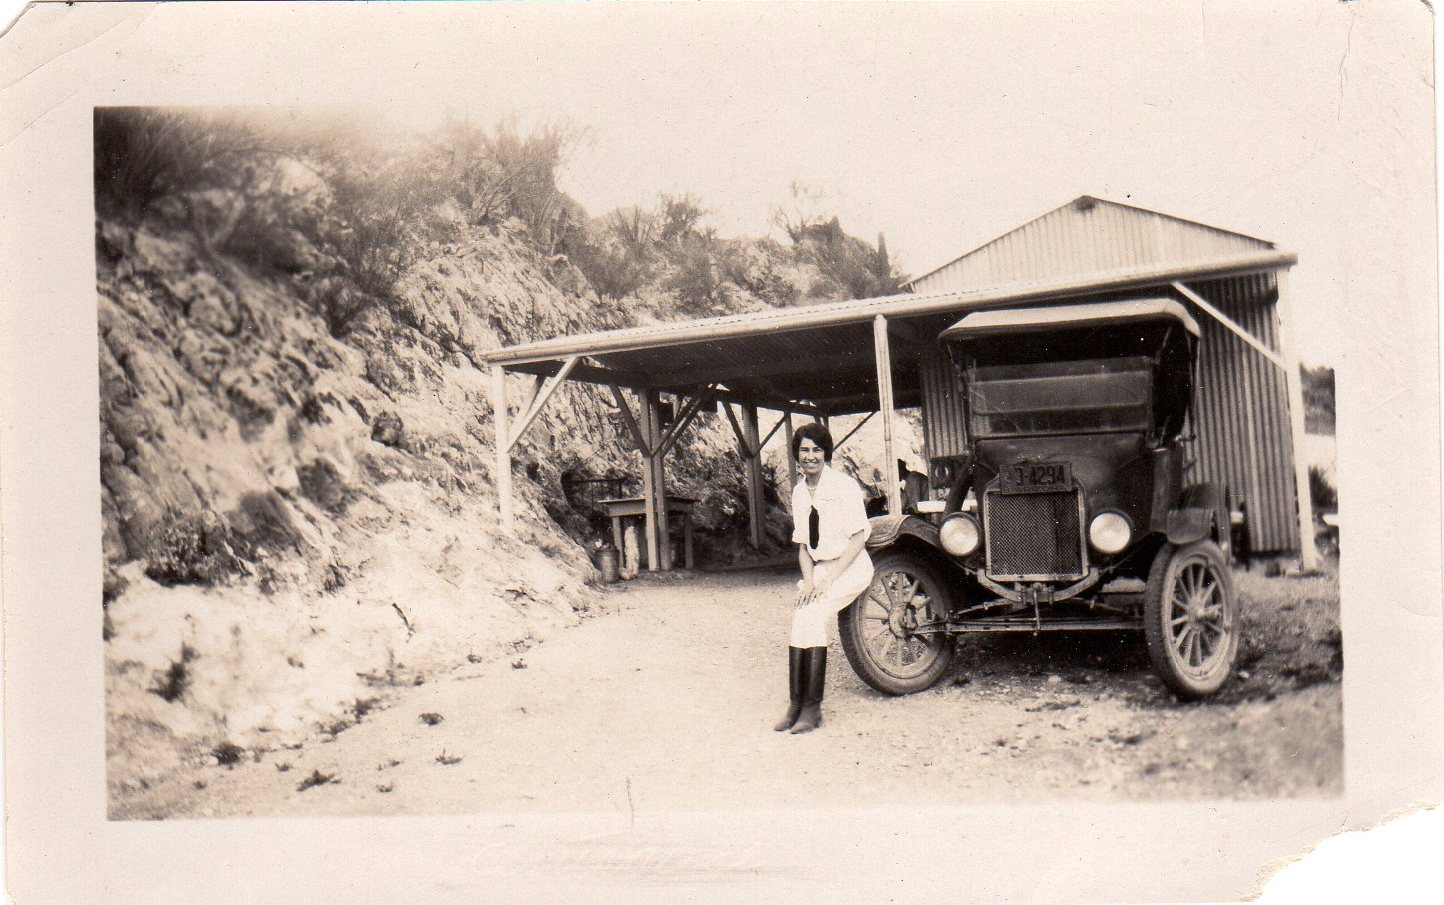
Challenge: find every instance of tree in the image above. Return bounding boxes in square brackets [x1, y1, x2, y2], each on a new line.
[769, 180, 829, 243]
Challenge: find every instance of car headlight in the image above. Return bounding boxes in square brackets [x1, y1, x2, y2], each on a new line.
[939, 513, 981, 556]
[1088, 511, 1132, 554]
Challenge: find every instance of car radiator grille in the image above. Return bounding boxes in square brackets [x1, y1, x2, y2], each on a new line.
[984, 489, 1085, 579]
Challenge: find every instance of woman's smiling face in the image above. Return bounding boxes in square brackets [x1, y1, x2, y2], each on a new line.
[797, 438, 826, 477]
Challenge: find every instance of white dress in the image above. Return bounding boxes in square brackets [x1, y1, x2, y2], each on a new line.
[788, 466, 875, 647]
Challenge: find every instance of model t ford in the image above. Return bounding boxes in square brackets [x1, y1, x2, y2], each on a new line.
[842, 298, 1240, 700]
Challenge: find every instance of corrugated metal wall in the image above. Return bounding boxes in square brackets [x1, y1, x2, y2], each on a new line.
[912, 197, 1272, 296]
[919, 344, 968, 460]
[908, 197, 1299, 555]
[915, 276, 1300, 553]
[1186, 274, 1299, 553]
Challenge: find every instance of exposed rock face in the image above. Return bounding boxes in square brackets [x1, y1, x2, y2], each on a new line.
[99, 215, 778, 792]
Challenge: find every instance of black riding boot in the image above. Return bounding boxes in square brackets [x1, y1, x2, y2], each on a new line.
[773, 646, 807, 731]
[790, 647, 827, 734]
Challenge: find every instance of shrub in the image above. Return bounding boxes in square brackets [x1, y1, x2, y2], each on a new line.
[665, 236, 727, 318]
[149, 644, 196, 702]
[297, 458, 349, 512]
[94, 107, 249, 220]
[227, 491, 305, 558]
[1309, 466, 1337, 515]
[429, 118, 588, 251]
[657, 192, 708, 244]
[143, 509, 245, 586]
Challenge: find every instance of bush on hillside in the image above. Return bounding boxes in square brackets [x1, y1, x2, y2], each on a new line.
[1309, 466, 1337, 515]
[771, 181, 907, 301]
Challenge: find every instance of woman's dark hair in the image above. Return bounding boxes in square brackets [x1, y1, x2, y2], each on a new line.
[791, 421, 834, 462]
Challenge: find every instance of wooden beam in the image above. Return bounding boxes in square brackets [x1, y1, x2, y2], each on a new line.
[509, 359, 655, 390]
[506, 355, 579, 454]
[608, 383, 647, 452]
[721, 401, 752, 457]
[525, 374, 545, 413]
[655, 387, 716, 461]
[832, 410, 876, 451]
[651, 348, 871, 389]
[490, 366, 514, 533]
[1173, 281, 1287, 371]
[756, 412, 787, 451]
[812, 390, 924, 416]
[1272, 271, 1320, 570]
[508, 358, 824, 417]
[874, 315, 901, 515]
[743, 402, 765, 549]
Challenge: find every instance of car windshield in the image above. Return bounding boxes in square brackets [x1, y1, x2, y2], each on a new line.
[967, 356, 1154, 437]
[954, 320, 1191, 439]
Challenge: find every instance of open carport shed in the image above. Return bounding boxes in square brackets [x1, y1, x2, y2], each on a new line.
[483, 196, 1317, 571]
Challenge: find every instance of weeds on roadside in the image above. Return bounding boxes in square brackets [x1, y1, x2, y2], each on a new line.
[296, 770, 337, 792]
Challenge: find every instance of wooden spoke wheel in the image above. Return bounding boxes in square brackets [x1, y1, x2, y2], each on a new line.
[839, 551, 954, 696]
[1143, 539, 1240, 699]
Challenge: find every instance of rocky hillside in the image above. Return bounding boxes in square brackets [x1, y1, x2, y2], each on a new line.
[97, 108, 908, 799]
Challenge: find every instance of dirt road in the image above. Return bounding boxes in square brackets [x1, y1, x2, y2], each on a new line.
[114, 564, 1342, 819]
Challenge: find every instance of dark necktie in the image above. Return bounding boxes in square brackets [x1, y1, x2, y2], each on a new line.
[809, 505, 820, 549]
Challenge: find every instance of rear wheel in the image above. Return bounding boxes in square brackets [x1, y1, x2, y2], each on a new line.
[839, 551, 954, 695]
[1143, 539, 1240, 699]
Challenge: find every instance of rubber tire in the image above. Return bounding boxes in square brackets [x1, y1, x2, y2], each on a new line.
[839, 551, 955, 696]
[1143, 539, 1240, 700]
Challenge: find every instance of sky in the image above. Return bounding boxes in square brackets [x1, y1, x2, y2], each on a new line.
[311, 0, 1435, 369]
[8, 0, 1431, 369]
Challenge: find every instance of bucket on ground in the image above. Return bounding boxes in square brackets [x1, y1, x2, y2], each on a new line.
[594, 545, 620, 583]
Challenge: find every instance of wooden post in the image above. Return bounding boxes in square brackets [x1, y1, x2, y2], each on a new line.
[743, 402, 765, 549]
[490, 365, 514, 533]
[636, 389, 662, 571]
[1273, 270, 1321, 571]
[783, 412, 796, 490]
[874, 315, 902, 515]
[650, 391, 671, 569]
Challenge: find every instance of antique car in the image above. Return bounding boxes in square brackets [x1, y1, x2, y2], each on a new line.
[840, 297, 1241, 700]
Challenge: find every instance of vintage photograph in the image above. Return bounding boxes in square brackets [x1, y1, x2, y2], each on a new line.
[100, 50, 1339, 822]
[3, 1, 1440, 902]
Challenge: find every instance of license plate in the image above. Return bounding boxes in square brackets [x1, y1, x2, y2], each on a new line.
[999, 461, 1072, 493]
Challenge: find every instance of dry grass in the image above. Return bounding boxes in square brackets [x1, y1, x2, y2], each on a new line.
[1223, 565, 1342, 702]
[948, 563, 1342, 706]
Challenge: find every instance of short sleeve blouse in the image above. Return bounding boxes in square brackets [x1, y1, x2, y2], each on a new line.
[790, 466, 871, 560]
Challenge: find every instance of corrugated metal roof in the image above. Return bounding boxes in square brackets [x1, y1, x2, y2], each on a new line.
[910, 195, 1275, 294]
[485, 200, 1293, 416]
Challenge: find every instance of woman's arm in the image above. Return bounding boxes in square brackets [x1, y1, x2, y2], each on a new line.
[803, 527, 868, 604]
[796, 543, 816, 608]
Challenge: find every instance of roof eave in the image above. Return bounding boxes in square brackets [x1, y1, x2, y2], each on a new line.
[484, 249, 1296, 367]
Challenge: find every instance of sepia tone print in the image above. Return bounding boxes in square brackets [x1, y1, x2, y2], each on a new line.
[97, 105, 1341, 820]
[5, 4, 1438, 903]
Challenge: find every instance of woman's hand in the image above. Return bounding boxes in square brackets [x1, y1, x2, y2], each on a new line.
[796, 574, 832, 608]
[794, 578, 814, 609]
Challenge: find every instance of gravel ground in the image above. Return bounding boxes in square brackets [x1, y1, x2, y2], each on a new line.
[110, 563, 1342, 819]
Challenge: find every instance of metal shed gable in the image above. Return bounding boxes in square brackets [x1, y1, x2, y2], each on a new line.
[910, 195, 1276, 296]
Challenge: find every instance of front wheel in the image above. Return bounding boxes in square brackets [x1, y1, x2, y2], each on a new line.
[839, 551, 954, 695]
[1143, 539, 1240, 699]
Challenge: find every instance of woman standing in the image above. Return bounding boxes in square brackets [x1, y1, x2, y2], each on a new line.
[774, 422, 875, 734]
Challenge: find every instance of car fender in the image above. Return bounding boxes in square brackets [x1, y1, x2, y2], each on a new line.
[1166, 482, 1226, 545]
[866, 514, 942, 552]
